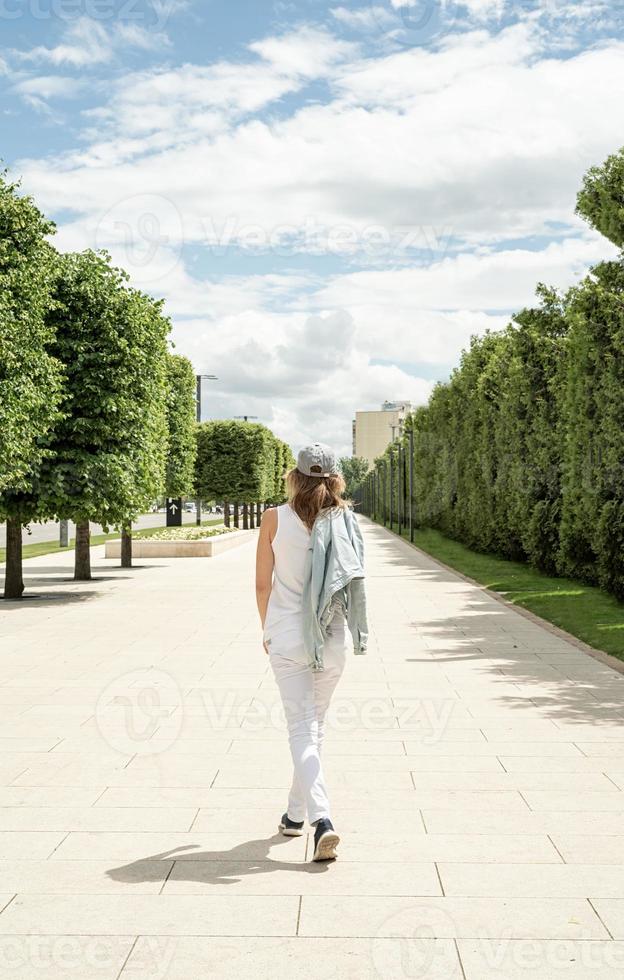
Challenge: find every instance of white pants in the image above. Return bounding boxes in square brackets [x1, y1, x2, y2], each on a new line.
[269, 616, 348, 824]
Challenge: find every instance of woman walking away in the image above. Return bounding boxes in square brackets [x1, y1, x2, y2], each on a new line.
[255, 443, 368, 862]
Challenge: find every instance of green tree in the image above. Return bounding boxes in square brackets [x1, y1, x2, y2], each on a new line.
[502, 287, 567, 572]
[559, 259, 624, 596]
[165, 354, 198, 498]
[0, 177, 64, 599]
[196, 420, 238, 526]
[266, 439, 295, 507]
[576, 146, 624, 248]
[339, 456, 369, 500]
[34, 251, 170, 580]
[195, 420, 289, 527]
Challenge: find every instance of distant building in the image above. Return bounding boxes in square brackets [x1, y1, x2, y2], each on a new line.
[352, 401, 413, 470]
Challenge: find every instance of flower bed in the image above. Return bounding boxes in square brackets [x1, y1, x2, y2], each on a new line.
[134, 525, 232, 542]
[105, 525, 251, 559]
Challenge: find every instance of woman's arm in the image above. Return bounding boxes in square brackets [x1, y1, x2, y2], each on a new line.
[255, 508, 276, 634]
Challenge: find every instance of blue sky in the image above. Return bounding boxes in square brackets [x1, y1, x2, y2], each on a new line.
[1, 0, 622, 454]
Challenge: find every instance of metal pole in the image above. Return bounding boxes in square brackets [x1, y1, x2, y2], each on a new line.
[196, 375, 202, 526]
[383, 461, 387, 527]
[389, 453, 394, 532]
[59, 520, 69, 548]
[372, 471, 376, 521]
[371, 470, 377, 521]
[397, 445, 402, 538]
[409, 429, 415, 543]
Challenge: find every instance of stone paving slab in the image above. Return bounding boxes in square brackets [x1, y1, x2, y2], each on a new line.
[0, 518, 623, 977]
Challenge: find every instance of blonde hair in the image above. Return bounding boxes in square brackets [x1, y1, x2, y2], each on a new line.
[285, 467, 347, 531]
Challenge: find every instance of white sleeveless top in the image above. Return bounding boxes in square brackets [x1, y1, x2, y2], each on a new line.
[263, 503, 311, 656]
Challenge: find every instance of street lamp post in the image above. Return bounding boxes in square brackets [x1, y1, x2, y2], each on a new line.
[195, 374, 218, 526]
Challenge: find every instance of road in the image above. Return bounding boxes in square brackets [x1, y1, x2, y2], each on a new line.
[0, 510, 216, 548]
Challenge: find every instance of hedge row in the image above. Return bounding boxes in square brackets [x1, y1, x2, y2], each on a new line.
[364, 147, 624, 600]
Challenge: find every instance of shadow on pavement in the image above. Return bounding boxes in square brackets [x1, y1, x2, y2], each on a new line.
[107, 836, 329, 887]
[0, 591, 102, 608]
[365, 522, 624, 728]
[0, 561, 170, 607]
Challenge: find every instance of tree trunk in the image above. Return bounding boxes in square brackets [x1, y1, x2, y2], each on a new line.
[74, 521, 92, 580]
[242, 503, 249, 530]
[4, 517, 24, 600]
[121, 523, 132, 568]
[223, 499, 230, 528]
[249, 503, 255, 530]
[233, 502, 240, 529]
[256, 502, 262, 524]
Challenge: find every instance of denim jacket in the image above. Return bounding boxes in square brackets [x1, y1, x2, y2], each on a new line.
[302, 506, 369, 671]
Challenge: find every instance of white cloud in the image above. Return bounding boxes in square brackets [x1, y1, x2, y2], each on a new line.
[316, 236, 616, 317]
[14, 18, 112, 68]
[249, 25, 356, 76]
[330, 6, 395, 30]
[13, 75, 83, 101]
[11, 16, 171, 72]
[114, 23, 172, 52]
[18, 25, 624, 253]
[171, 308, 434, 456]
[456, 0, 506, 20]
[10, 18, 624, 453]
[35, 25, 355, 152]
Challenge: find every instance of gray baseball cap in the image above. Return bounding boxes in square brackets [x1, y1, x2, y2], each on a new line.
[297, 443, 338, 478]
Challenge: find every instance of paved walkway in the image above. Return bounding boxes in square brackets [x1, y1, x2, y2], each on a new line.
[1, 518, 624, 978]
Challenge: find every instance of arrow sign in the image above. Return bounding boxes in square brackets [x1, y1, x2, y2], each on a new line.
[166, 497, 183, 527]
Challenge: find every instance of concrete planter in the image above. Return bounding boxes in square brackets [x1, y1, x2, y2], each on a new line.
[105, 529, 255, 559]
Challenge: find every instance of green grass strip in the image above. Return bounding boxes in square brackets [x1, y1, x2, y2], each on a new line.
[379, 521, 624, 663]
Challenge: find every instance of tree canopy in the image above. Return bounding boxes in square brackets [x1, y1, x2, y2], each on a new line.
[28, 251, 170, 529]
[0, 175, 64, 502]
[196, 420, 292, 505]
[339, 456, 370, 500]
[165, 354, 198, 499]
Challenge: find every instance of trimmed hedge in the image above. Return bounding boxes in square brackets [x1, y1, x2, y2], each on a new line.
[361, 147, 624, 600]
[195, 419, 293, 506]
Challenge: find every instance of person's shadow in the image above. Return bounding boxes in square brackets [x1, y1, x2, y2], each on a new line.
[106, 834, 331, 887]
